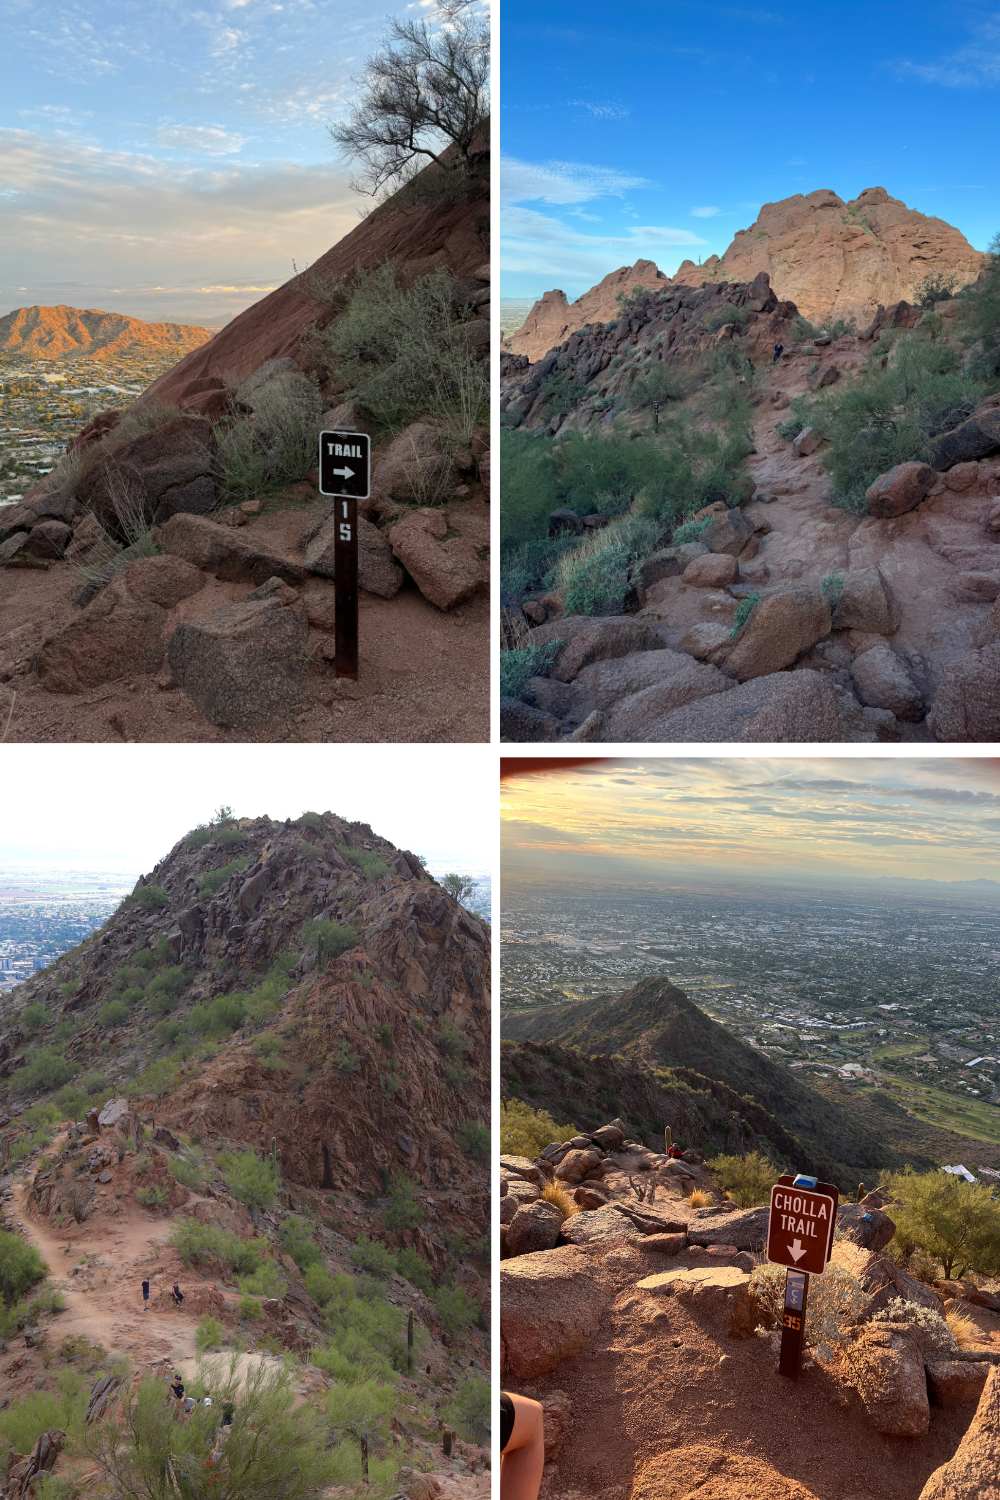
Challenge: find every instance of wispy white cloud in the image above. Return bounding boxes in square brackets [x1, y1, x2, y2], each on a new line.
[894, 13, 1000, 88]
[691, 205, 720, 217]
[568, 100, 630, 119]
[497, 153, 651, 207]
[154, 123, 249, 155]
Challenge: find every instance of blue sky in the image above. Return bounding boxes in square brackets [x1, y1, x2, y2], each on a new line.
[0, 0, 431, 325]
[498, 0, 1000, 300]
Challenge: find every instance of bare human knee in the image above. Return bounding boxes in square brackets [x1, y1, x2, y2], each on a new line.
[501, 1392, 544, 1500]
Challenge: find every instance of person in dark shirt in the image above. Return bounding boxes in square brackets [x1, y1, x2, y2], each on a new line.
[170, 1375, 185, 1401]
[142, 1277, 150, 1311]
[773, 342, 784, 363]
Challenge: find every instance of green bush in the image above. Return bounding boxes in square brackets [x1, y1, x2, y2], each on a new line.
[136, 1184, 170, 1210]
[98, 1000, 130, 1028]
[880, 1167, 1000, 1279]
[337, 846, 388, 883]
[441, 1377, 490, 1445]
[383, 1173, 423, 1230]
[394, 1247, 434, 1297]
[154, 1019, 183, 1048]
[237, 1258, 286, 1299]
[198, 856, 252, 896]
[350, 1236, 397, 1279]
[195, 1314, 224, 1351]
[711, 1149, 776, 1207]
[127, 1057, 179, 1100]
[304, 919, 361, 964]
[0, 1231, 46, 1305]
[321, 1273, 408, 1378]
[961, 232, 1000, 379]
[215, 369, 323, 502]
[219, 1150, 279, 1212]
[146, 966, 188, 1015]
[244, 953, 297, 1025]
[433, 1284, 479, 1334]
[238, 1293, 263, 1320]
[624, 362, 693, 410]
[189, 991, 247, 1036]
[168, 1148, 208, 1192]
[21, 1003, 52, 1033]
[13, 1047, 76, 1095]
[298, 811, 325, 833]
[218, 826, 245, 848]
[455, 1121, 490, 1163]
[333, 1044, 361, 1073]
[304, 1262, 337, 1307]
[0, 1387, 86, 1456]
[135, 885, 169, 912]
[53, 1084, 89, 1121]
[671, 515, 713, 545]
[704, 303, 753, 334]
[730, 590, 760, 638]
[305, 261, 487, 443]
[498, 640, 562, 702]
[168, 1220, 264, 1276]
[252, 1033, 285, 1070]
[279, 1217, 322, 1270]
[500, 1099, 579, 1158]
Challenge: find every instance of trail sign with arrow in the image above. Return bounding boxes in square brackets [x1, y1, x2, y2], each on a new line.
[319, 430, 371, 680]
[766, 1178, 837, 1276]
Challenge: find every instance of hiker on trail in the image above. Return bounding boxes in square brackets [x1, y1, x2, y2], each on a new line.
[171, 1281, 184, 1308]
[142, 1278, 150, 1312]
[220, 1401, 235, 1429]
[170, 1375, 185, 1402]
[500, 1392, 544, 1500]
[773, 342, 784, 363]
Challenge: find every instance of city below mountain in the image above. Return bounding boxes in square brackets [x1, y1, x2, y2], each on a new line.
[0, 305, 214, 361]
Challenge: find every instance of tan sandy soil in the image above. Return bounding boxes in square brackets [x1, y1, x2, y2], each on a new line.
[0, 497, 489, 742]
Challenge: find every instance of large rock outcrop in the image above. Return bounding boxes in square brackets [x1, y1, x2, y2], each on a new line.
[507, 260, 672, 362]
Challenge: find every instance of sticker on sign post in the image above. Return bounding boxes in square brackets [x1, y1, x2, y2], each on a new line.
[319, 431, 371, 680]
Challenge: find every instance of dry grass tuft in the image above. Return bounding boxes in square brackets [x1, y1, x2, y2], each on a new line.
[542, 1180, 581, 1220]
[946, 1310, 982, 1349]
[687, 1189, 712, 1209]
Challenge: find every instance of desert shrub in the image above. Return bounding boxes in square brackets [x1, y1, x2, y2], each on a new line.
[750, 1254, 871, 1361]
[820, 571, 844, 605]
[321, 1274, 408, 1378]
[394, 1247, 434, 1297]
[455, 1121, 490, 1163]
[538, 364, 591, 416]
[136, 1184, 169, 1210]
[433, 1284, 479, 1334]
[133, 944, 169, 973]
[20, 1002, 52, 1033]
[686, 1189, 712, 1208]
[306, 262, 488, 442]
[97, 1000, 130, 1028]
[350, 1236, 397, 1279]
[145, 966, 188, 1015]
[324, 1379, 395, 1476]
[303, 1263, 337, 1307]
[0, 1387, 86, 1456]
[279, 1217, 322, 1270]
[871, 1297, 957, 1356]
[499, 1098, 578, 1158]
[625, 363, 694, 411]
[498, 640, 562, 703]
[440, 1376, 490, 1446]
[790, 314, 820, 340]
[0, 1230, 46, 1304]
[671, 515, 713, 544]
[195, 1315, 224, 1351]
[168, 1221, 263, 1276]
[383, 1173, 423, 1230]
[252, 1033, 285, 1070]
[304, 918, 361, 965]
[53, 1084, 89, 1121]
[914, 271, 958, 308]
[298, 811, 325, 832]
[879, 1167, 1000, 1279]
[127, 1058, 179, 1100]
[14, 1047, 76, 1095]
[135, 885, 169, 912]
[154, 1019, 183, 1048]
[189, 991, 247, 1037]
[238, 1293, 263, 1320]
[960, 231, 1000, 378]
[219, 1149, 279, 1212]
[168, 1148, 208, 1192]
[198, 856, 252, 897]
[244, 954, 297, 1025]
[436, 1019, 468, 1060]
[730, 591, 761, 638]
[237, 1258, 286, 1299]
[215, 369, 323, 502]
[711, 1149, 775, 1207]
[704, 303, 753, 334]
[333, 1043, 361, 1073]
[337, 846, 388, 883]
[83, 1359, 334, 1499]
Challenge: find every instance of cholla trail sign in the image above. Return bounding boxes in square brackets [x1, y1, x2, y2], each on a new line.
[319, 430, 371, 680]
[767, 1174, 839, 1381]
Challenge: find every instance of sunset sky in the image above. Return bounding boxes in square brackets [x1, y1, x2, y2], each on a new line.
[0, 0, 425, 325]
[501, 758, 1000, 886]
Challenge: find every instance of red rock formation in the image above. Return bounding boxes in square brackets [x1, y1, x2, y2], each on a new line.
[0, 305, 212, 361]
[508, 258, 671, 362]
[142, 172, 489, 416]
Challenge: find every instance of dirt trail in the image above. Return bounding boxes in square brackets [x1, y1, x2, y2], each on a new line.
[516, 1239, 989, 1500]
[10, 1173, 197, 1365]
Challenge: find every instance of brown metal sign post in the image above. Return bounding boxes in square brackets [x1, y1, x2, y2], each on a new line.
[766, 1175, 839, 1381]
[318, 429, 371, 680]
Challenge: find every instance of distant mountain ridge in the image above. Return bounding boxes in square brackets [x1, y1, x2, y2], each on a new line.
[0, 304, 213, 361]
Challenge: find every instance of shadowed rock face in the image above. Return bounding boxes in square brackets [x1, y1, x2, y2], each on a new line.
[508, 260, 672, 362]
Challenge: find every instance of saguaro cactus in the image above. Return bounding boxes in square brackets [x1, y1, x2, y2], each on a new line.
[407, 1309, 414, 1373]
[382, 1164, 389, 1195]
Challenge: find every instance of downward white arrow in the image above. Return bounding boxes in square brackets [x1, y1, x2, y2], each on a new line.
[332, 465, 355, 480]
[788, 1239, 807, 1263]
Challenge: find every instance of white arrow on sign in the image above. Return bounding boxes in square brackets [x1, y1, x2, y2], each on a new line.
[788, 1239, 807, 1263]
[332, 465, 355, 480]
